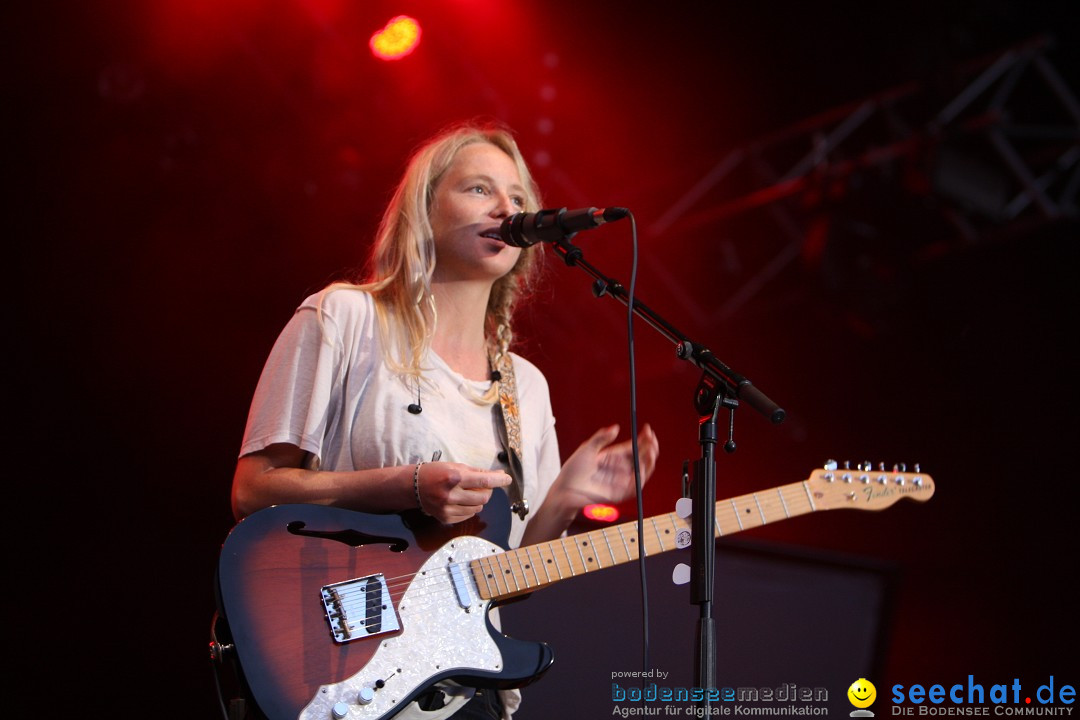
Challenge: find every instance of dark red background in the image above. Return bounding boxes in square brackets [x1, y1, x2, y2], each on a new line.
[13, 1, 1078, 716]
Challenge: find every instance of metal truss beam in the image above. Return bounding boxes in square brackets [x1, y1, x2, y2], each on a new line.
[648, 36, 1079, 321]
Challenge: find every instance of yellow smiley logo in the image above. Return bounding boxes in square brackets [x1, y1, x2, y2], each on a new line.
[848, 678, 877, 709]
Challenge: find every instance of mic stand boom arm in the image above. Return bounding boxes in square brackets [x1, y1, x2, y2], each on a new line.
[550, 239, 786, 425]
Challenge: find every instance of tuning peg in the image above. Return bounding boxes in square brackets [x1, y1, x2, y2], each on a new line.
[824, 459, 838, 471]
[911, 463, 924, 486]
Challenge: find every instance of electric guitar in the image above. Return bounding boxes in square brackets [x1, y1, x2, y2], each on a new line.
[215, 465, 934, 719]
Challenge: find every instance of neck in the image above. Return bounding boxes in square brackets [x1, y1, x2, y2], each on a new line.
[430, 279, 493, 380]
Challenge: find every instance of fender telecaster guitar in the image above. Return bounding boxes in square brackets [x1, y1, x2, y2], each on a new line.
[216, 465, 934, 720]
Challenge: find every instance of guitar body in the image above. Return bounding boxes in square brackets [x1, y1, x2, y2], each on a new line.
[216, 495, 554, 720]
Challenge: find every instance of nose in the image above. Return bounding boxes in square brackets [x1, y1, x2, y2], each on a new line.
[490, 191, 518, 219]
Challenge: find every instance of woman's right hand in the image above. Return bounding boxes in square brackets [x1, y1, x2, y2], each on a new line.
[232, 444, 512, 523]
[414, 462, 513, 524]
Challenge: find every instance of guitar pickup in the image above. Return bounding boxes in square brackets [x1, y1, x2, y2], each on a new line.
[320, 574, 400, 644]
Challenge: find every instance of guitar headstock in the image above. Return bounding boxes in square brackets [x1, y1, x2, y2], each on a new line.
[805, 461, 935, 511]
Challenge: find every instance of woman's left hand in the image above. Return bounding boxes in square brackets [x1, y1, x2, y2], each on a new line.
[554, 423, 659, 510]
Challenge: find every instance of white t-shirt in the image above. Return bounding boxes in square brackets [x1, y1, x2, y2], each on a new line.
[239, 287, 561, 550]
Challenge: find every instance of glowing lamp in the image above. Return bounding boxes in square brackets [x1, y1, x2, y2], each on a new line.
[370, 15, 422, 61]
[583, 504, 619, 523]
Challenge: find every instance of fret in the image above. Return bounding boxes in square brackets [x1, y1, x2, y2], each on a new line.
[481, 554, 506, 597]
[495, 552, 520, 593]
[472, 555, 495, 598]
[777, 487, 791, 518]
[801, 481, 817, 512]
[574, 536, 596, 571]
[534, 542, 558, 582]
[523, 546, 543, 586]
[559, 538, 578, 576]
[514, 548, 531, 587]
[615, 522, 633, 560]
[730, 500, 744, 531]
[513, 548, 536, 589]
[520, 548, 537, 587]
[546, 541, 565, 580]
[662, 514, 684, 549]
[649, 516, 666, 553]
[599, 528, 618, 565]
[540, 543, 556, 582]
[513, 550, 531, 589]
[752, 493, 767, 524]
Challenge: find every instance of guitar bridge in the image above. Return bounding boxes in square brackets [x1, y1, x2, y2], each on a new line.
[320, 573, 400, 643]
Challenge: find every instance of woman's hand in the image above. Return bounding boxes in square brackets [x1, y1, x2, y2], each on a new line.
[554, 423, 659, 511]
[519, 423, 659, 546]
[232, 444, 511, 524]
[415, 462, 513, 525]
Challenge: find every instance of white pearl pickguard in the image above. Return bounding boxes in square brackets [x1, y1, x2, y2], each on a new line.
[300, 535, 503, 720]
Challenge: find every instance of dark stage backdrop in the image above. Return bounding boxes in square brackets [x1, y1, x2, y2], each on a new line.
[502, 540, 895, 718]
[12, 1, 1078, 717]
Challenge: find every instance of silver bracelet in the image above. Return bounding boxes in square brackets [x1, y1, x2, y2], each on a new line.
[413, 461, 427, 514]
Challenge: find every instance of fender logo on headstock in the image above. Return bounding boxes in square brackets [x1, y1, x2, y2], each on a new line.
[807, 463, 935, 511]
[860, 481, 932, 502]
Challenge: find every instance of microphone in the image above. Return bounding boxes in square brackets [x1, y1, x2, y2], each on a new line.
[500, 206, 629, 248]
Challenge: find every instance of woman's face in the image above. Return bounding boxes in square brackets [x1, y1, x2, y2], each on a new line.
[429, 142, 526, 284]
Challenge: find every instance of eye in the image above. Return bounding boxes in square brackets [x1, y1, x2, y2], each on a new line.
[468, 184, 488, 195]
[511, 195, 525, 208]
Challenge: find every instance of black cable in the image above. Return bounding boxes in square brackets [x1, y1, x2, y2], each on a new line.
[625, 212, 649, 674]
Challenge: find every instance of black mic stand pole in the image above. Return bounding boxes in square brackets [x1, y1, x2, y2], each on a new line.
[548, 236, 785, 705]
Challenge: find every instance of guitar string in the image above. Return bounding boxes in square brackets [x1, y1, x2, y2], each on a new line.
[329, 489, 821, 628]
[330, 539, 595, 624]
[374, 490, 815, 606]
[327, 475, 932, 629]
[336, 488, 821, 627]
[323, 474, 914, 624]
[373, 473, 913, 615]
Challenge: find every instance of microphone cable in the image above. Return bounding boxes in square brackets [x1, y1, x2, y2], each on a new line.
[624, 211, 650, 676]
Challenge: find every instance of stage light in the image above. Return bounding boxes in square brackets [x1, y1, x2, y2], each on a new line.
[583, 504, 619, 523]
[370, 15, 422, 61]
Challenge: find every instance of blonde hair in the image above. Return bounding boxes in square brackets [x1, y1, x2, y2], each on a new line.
[324, 121, 544, 386]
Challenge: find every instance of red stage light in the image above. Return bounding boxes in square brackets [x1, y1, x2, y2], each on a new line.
[370, 16, 422, 61]
[583, 504, 619, 523]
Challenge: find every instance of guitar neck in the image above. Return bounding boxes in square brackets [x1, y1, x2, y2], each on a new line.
[470, 480, 818, 602]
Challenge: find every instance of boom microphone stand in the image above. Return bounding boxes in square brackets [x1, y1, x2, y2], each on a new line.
[547, 233, 785, 707]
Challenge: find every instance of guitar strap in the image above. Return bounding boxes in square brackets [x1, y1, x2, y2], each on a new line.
[490, 349, 529, 520]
